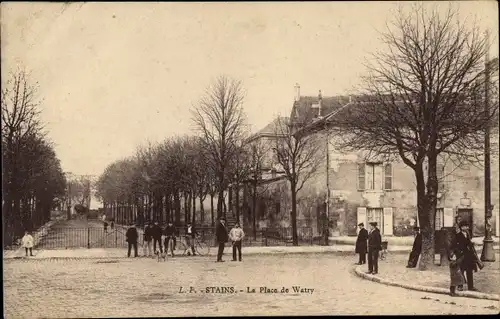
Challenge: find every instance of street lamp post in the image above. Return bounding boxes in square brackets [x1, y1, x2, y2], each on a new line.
[481, 30, 495, 262]
[325, 122, 331, 246]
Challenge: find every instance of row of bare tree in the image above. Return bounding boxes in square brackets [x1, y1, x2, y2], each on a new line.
[95, 76, 322, 245]
[2, 70, 67, 246]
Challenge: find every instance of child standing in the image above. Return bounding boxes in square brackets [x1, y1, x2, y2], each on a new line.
[449, 250, 465, 296]
[21, 231, 34, 257]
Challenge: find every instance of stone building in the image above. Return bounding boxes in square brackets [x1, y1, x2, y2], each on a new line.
[254, 84, 499, 237]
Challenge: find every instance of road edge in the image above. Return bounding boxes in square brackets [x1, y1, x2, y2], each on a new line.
[353, 265, 500, 301]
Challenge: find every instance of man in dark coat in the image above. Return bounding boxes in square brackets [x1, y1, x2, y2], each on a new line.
[355, 223, 368, 265]
[163, 221, 178, 256]
[143, 222, 153, 257]
[406, 226, 422, 268]
[453, 221, 479, 291]
[367, 221, 382, 275]
[125, 223, 139, 258]
[151, 221, 163, 253]
[215, 216, 228, 262]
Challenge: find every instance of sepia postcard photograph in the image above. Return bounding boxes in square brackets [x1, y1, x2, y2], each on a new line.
[2, 1, 499, 317]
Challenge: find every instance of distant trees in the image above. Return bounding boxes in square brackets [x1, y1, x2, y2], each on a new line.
[327, 5, 498, 269]
[96, 136, 215, 226]
[2, 70, 66, 246]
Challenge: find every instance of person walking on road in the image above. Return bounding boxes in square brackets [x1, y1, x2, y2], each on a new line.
[406, 226, 422, 268]
[453, 221, 481, 291]
[151, 221, 163, 253]
[164, 221, 177, 257]
[367, 222, 382, 275]
[143, 222, 153, 257]
[21, 231, 34, 257]
[126, 223, 139, 258]
[215, 216, 228, 262]
[229, 222, 245, 262]
[355, 223, 368, 265]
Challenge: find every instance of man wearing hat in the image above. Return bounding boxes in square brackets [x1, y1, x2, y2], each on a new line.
[367, 221, 382, 274]
[125, 222, 139, 258]
[215, 216, 229, 262]
[406, 226, 422, 268]
[355, 223, 368, 265]
[453, 221, 480, 291]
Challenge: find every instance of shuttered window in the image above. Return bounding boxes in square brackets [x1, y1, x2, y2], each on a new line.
[384, 163, 393, 190]
[357, 163, 365, 190]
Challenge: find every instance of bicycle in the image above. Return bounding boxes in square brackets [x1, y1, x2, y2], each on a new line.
[178, 235, 210, 256]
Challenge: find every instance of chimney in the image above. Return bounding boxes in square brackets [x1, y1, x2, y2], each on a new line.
[318, 90, 323, 116]
[294, 83, 300, 102]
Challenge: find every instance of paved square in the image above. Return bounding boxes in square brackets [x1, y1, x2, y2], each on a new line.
[3, 254, 498, 317]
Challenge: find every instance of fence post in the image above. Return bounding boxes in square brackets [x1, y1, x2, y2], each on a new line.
[264, 230, 268, 247]
[115, 228, 118, 247]
[87, 227, 90, 249]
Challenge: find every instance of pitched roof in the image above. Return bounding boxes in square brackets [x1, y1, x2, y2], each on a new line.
[290, 95, 350, 127]
[256, 116, 289, 135]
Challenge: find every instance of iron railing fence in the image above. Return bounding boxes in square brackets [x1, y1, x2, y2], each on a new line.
[36, 225, 324, 249]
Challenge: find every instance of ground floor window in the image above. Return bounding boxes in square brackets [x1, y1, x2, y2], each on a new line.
[367, 208, 383, 231]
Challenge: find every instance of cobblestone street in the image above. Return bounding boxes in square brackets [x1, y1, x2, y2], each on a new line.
[3, 254, 498, 317]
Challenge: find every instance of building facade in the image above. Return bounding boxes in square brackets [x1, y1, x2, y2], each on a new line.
[259, 86, 499, 237]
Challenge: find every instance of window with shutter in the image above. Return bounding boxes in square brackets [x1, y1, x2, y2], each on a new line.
[357, 163, 365, 190]
[367, 208, 383, 231]
[384, 163, 393, 190]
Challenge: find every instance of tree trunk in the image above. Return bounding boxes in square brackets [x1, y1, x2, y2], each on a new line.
[252, 183, 258, 240]
[235, 183, 240, 223]
[217, 176, 224, 219]
[228, 186, 233, 215]
[291, 184, 299, 246]
[174, 191, 181, 225]
[192, 190, 197, 225]
[200, 195, 205, 224]
[210, 193, 215, 226]
[415, 161, 435, 271]
[419, 155, 439, 270]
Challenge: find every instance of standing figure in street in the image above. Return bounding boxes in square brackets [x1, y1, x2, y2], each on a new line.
[448, 250, 466, 296]
[215, 216, 228, 262]
[406, 227, 422, 268]
[367, 222, 382, 275]
[21, 231, 34, 257]
[453, 221, 480, 291]
[229, 222, 245, 262]
[184, 222, 197, 256]
[355, 223, 368, 265]
[151, 221, 163, 253]
[143, 222, 153, 257]
[164, 221, 177, 257]
[126, 223, 139, 258]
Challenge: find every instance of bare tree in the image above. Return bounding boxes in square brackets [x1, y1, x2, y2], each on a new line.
[192, 75, 246, 219]
[246, 139, 270, 239]
[326, 5, 498, 269]
[274, 117, 322, 246]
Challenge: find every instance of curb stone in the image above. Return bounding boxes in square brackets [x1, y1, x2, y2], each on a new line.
[354, 265, 500, 301]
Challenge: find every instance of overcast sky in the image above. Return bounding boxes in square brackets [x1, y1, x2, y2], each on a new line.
[1, 1, 498, 176]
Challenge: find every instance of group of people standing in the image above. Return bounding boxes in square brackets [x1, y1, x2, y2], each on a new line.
[355, 222, 382, 275]
[355, 219, 484, 295]
[124, 216, 246, 262]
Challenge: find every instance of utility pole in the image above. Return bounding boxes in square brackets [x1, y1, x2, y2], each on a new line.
[325, 122, 331, 246]
[481, 29, 495, 262]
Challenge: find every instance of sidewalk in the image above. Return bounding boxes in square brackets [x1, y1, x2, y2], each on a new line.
[354, 253, 500, 301]
[330, 235, 499, 247]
